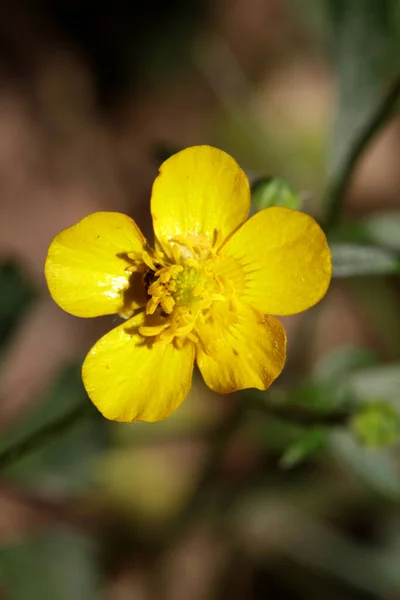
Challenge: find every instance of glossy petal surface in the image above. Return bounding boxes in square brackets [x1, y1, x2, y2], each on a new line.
[151, 146, 250, 250]
[220, 207, 332, 316]
[45, 212, 147, 317]
[82, 313, 195, 422]
[196, 302, 286, 393]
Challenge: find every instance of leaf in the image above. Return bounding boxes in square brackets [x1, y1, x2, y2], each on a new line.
[251, 178, 302, 211]
[287, 381, 349, 413]
[328, 220, 370, 245]
[330, 429, 400, 499]
[330, 243, 400, 277]
[350, 277, 400, 360]
[323, 0, 400, 183]
[351, 402, 400, 447]
[360, 211, 400, 252]
[348, 363, 400, 404]
[313, 345, 379, 382]
[289, 347, 379, 413]
[315, 350, 400, 408]
[0, 365, 108, 493]
[280, 426, 328, 469]
[0, 530, 99, 600]
[0, 261, 34, 358]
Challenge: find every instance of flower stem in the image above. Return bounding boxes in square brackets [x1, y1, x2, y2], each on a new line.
[325, 76, 400, 231]
[0, 403, 89, 472]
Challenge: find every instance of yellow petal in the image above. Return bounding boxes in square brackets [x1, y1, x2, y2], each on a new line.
[151, 146, 250, 250]
[82, 313, 195, 422]
[45, 212, 148, 318]
[196, 302, 286, 394]
[219, 207, 332, 316]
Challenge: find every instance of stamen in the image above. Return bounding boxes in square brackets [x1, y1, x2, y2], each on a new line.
[148, 283, 164, 297]
[127, 251, 141, 261]
[160, 295, 175, 314]
[146, 297, 160, 315]
[139, 323, 169, 337]
[172, 244, 181, 264]
[142, 251, 156, 271]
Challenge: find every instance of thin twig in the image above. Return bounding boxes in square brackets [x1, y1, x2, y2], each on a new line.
[325, 76, 400, 230]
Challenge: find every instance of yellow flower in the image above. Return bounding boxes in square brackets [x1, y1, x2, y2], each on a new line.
[45, 146, 331, 423]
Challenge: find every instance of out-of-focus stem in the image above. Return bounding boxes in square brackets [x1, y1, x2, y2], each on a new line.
[325, 76, 400, 231]
[0, 403, 89, 472]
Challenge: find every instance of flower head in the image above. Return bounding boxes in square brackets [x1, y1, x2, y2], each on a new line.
[45, 146, 331, 422]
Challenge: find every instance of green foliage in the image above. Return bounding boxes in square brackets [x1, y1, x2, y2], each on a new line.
[0, 261, 34, 359]
[351, 402, 400, 448]
[330, 243, 400, 276]
[330, 429, 400, 499]
[360, 211, 400, 252]
[282, 346, 379, 415]
[313, 346, 379, 381]
[0, 366, 108, 493]
[0, 531, 99, 600]
[280, 426, 328, 469]
[321, 0, 400, 182]
[346, 363, 400, 404]
[251, 178, 302, 211]
[330, 211, 400, 251]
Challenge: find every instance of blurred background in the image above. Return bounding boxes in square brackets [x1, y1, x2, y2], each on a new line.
[1, 0, 400, 598]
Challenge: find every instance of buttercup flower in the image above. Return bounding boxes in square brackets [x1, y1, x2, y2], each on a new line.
[45, 146, 331, 423]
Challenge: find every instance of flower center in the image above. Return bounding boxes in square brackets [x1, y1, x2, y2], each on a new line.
[174, 267, 205, 305]
[125, 238, 237, 345]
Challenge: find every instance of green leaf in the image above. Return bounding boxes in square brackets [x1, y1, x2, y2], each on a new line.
[348, 363, 400, 404]
[313, 346, 378, 382]
[349, 277, 400, 360]
[280, 426, 328, 469]
[360, 211, 400, 252]
[0, 530, 99, 600]
[314, 351, 400, 408]
[351, 402, 400, 448]
[330, 429, 400, 499]
[0, 261, 34, 358]
[286, 381, 349, 413]
[328, 220, 372, 244]
[0, 365, 108, 493]
[285, 347, 378, 414]
[251, 178, 301, 211]
[323, 0, 400, 183]
[330, 243, 400, 277]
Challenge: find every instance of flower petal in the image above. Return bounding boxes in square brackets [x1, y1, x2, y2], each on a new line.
[151, 146, 250, 250]
[196, 302, 286, 394]
[82, 313, 195, 422]
[45, 212, 148, 318]
[219, 207, 332, 316]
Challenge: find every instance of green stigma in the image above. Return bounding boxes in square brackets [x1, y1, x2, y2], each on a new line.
[173, 268, 204, 305]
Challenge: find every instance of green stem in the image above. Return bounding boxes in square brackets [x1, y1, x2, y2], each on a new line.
[0, 403, 89, 472]
[246, 397, 350, 428]
[325, 76, 400, 230]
